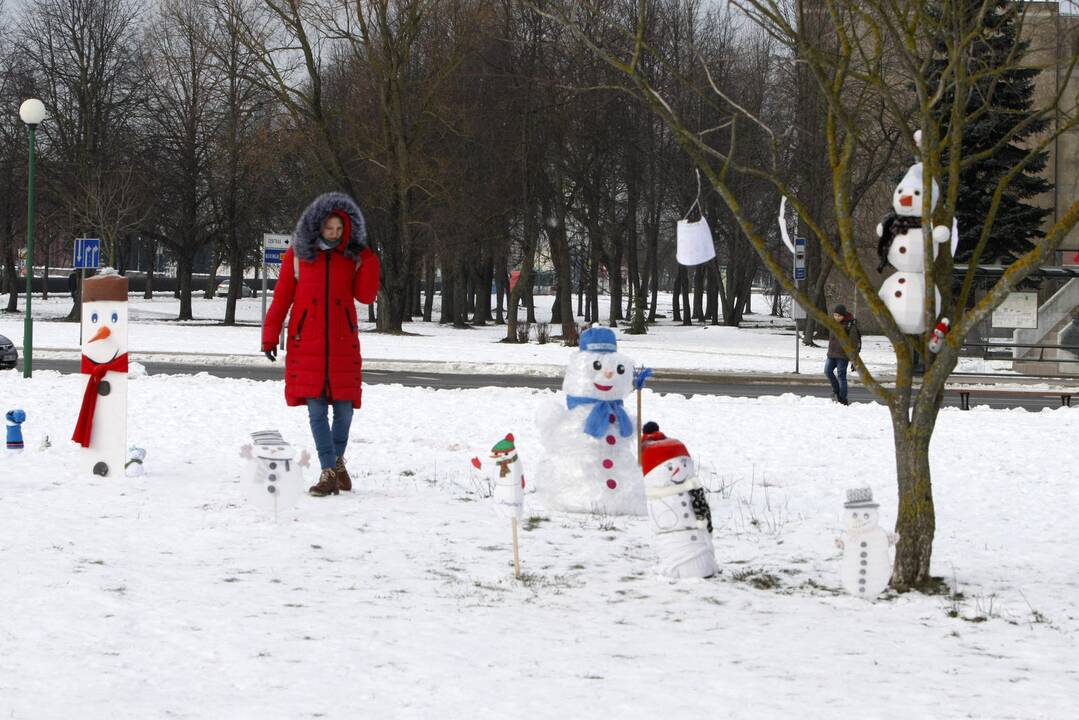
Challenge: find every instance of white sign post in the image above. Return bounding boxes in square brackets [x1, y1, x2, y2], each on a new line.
[991, 292, 1038, 329]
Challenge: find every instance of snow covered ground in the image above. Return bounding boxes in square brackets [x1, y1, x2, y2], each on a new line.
[1, 366, 1075, 718]
[0, 291, 1017, 377]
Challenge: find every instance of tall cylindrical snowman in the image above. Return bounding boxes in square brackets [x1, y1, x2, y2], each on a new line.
[536, 327, 645, 516]
[836, 487, 897, 599]
[875, 133, 951, 335]
[72, 269, 129, 477]
[641, 422, 716, 579]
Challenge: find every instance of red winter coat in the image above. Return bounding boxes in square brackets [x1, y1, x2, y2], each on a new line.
[262, 246, 380, 407]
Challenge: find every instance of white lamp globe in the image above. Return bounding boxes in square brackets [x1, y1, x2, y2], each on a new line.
[19, 99, 47, 125]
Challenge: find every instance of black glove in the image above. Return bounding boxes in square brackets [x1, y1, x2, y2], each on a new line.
[264, 347, 277, 362]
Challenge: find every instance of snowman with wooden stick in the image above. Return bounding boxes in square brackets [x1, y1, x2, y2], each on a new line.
[71, 269, 129, 477]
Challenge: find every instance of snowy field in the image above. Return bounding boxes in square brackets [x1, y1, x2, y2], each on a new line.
[1, 366, 1076, 718]
[0, 291, 1015, 377]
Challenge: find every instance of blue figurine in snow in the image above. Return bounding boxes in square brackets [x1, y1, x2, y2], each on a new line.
[6, 409, 26, 453]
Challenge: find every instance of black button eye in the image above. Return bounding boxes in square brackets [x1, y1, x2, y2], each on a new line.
[616, 364, 625, 375]
[914, 189, 921, 195]
[592, 360, 602, 371]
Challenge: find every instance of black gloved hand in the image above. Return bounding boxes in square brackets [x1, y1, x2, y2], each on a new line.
[264, 347, 277, 362]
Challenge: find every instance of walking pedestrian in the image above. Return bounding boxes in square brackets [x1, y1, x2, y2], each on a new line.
[262, 193, 381, 496]
[825, 304, 860, 406]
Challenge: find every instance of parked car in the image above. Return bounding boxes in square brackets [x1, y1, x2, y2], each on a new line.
[216, 279, 255, 298]
[0, 334, 17, 370]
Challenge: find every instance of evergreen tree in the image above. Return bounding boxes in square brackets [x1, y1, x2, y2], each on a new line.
[933, 0, 1052, 263]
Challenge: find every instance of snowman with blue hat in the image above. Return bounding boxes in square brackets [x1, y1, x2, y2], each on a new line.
[535, 326, 648, 516]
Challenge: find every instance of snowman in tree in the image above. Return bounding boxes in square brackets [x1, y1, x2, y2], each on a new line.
[876, 131, 952, 335]
[536, 327, 647, 516]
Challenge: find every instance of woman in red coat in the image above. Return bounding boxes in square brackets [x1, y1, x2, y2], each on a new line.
[262, 192, 381, 496]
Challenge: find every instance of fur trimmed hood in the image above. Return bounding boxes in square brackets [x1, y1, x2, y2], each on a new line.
[292, 192, 368, 262]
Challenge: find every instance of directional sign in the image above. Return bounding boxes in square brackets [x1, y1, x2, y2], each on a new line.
[793, 236, 806, 280]
[74, 238, 101, 269]
[263, 233, 290, 266]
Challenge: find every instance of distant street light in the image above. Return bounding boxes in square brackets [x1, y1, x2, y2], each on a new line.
[19, 98, 46, 378]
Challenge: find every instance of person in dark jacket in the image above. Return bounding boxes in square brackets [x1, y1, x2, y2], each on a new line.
[262, 192, 381, 496]
[825, 303, 860, 406]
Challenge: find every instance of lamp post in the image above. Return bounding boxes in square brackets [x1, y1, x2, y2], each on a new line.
[19, 98, 46, 378]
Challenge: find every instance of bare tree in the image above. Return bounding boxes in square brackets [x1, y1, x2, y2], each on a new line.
[538, 0, 1079, 591]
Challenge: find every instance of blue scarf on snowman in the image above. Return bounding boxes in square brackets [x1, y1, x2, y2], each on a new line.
[565, 329, 652, 439]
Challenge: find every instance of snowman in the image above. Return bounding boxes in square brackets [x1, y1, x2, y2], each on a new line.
[71, 269, 129, 477]
[835, 487, 898, 599]
[535, 327, 646, 516]
[125, 446, 147, 477]
[641, 422, 716, 579]
[471, 434, 525, 518]
[875, 134, 952, 335]
[240, 430, 310, 517]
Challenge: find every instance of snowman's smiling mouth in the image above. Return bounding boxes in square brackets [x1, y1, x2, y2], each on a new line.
[593, 383, 612, 391]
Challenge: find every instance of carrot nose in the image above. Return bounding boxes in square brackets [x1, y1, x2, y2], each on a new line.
[88, 326, 111, 343]
[900, 195, 913, 207]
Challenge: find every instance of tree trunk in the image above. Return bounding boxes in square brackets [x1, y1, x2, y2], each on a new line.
[680, 266, 692, 326]
[144, 240, 156, 300]
[224, 247, 244, 325]
[890, 417, 937, 591]
[178, 254, 194, 321]
[494, 253, 506, 325]
[646, 223, 659, 321]
[439, 255, 454, 324]
[693, 265, 705, 320]
[672, 268, 683, 323]
[423, 258, 435, 322]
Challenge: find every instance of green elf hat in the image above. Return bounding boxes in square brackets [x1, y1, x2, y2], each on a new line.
[490, 433, 516, 457]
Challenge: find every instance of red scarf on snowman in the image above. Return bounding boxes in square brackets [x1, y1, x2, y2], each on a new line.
[72, 352, 129, 448]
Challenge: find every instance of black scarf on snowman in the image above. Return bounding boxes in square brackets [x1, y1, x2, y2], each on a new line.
[876, 213, 924, 273]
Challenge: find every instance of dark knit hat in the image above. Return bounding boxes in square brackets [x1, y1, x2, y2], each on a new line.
[833, 304, 848, 315]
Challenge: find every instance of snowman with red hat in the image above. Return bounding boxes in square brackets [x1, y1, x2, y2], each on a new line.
[641, 422, 716, 579]
[535, 326, 646, 516]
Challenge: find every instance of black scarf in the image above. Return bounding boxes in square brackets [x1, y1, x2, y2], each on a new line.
[877, 214, 924, 273]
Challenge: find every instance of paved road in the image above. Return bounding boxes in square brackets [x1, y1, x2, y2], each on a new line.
[19, 358, 1075, 411]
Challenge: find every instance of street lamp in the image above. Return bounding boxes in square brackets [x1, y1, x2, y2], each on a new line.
[19, 98, 46, 378]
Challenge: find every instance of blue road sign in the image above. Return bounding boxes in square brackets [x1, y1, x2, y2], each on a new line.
[74, 238, 101, 269]
[263, 248, 285, 265]
[793, 236, 806, 280]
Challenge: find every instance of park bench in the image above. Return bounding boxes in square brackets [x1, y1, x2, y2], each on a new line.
[953, 386, 1075, 411]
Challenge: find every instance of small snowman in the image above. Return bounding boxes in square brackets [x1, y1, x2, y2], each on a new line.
[125, 446, 147, 477]
[240, 430, 310, 518]
[876, 132, 951, 335]
[535, 327, 646, 516]
[71, 269, 129, 477]
[835, 487, 898, 599]
[471, 433, 525, 517]
[6, 409, 26, 453]
[641, 422, 716, 579]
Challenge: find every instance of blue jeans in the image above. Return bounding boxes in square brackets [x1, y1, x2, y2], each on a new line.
[824, 357, 849, 401]
[306, 398, 354, 470]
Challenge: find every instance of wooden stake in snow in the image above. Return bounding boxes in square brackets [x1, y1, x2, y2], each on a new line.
[633, 366, 653, 466]
[512, 517, 521, 580]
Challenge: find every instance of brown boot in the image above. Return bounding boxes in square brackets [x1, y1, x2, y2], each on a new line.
[335, 457, 352, 492]
[309, 468, 339, 497]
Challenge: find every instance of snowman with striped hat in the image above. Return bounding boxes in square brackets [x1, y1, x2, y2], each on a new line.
[836, 487, 898, 599]
[535, 326, 646, 516]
